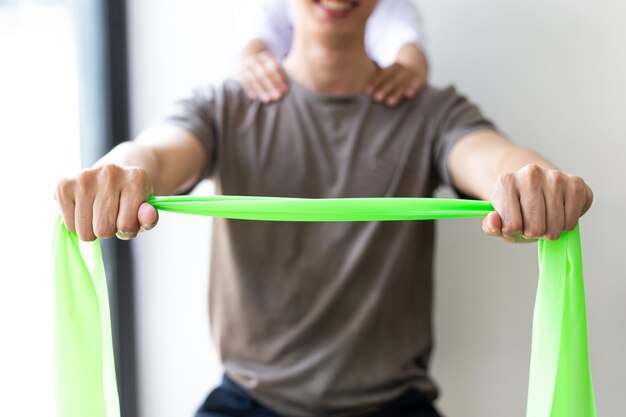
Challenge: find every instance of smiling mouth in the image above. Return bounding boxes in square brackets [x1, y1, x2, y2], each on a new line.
[315, 0, 359, 15]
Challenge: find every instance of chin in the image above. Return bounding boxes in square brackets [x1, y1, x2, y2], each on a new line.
[313, 0, 361, 18]
[291, 0, 376, 39]
[302, 0, 376, 34]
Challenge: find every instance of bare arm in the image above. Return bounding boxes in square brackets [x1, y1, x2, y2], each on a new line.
[55, 125, 206, 241]
[448, 131, 593, 242]
[242, 39, 269, 57]
[102, 125, 206, 196]
[395, 43, 429, 81]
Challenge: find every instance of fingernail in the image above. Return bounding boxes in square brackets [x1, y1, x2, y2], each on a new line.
[116, 230, 136, 240]
[140, 222, 155, 232]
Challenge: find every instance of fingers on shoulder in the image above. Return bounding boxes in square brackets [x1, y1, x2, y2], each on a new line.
[241, 52, 287, 102]
[367, 65, 424, 106]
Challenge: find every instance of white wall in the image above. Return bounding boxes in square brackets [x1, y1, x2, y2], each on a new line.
[421, 1, 626, 416]
[127, 1, 626, 416]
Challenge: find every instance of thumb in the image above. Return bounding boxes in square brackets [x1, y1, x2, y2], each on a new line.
[138, 201, 158, 231]
[482, 211, 502, 237]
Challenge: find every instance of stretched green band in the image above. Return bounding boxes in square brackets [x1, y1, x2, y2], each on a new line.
[53, 196, 596, 417]
[148, 195, 495, 221]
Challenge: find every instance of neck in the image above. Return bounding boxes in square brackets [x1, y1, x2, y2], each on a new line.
[283, 30, 377, 95]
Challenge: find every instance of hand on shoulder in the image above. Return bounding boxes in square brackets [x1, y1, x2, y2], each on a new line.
[239, 50, 288, 104]
[364, 62, 426, 107]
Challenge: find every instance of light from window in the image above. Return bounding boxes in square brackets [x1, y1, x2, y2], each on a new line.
[0, 2, 80, 416]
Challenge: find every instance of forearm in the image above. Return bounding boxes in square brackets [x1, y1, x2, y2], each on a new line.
[449, 131, 557, 200]
[242, 39, 270, 58]
[496, 145, 557, 176]
[95, 125, 206, 196]
[395, 43, 429, 81]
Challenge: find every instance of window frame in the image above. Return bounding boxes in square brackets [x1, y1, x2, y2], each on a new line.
[73, 0, 138, 415]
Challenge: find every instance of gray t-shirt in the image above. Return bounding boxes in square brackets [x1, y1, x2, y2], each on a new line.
[163, 77, 496, 417]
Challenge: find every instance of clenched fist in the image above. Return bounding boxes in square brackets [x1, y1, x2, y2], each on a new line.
[483, 164, 593, 243]
[55, 164, 158, 242]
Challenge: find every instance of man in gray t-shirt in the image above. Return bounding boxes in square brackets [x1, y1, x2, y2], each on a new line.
[161, 80, 493, 417]
[55, 1, 593, 416]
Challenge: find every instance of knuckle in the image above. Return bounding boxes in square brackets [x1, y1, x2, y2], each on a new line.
[99, 163, 120, 177]
[77, 228, 96, 242]
[523, 164, 543, 180]
[521, 163, 543, 185]
[569, 175, 586, 194]
[502, 219, 523, 235]
[56, 178, 74, 199]
[498, 171, 515, 185]
[523, 163, 542, 175]
[546, 169, 565, 189]
[76, 169, 95, 190]
[117, 218, 139, 234]
[545, 230, 562, 241]
[61, 212, 76, 231]
[564, 220, 578, 231]
[99, 167, 123, 198]
[93, 222, 115, 239]
[126, 167, 148, 186]
[100, 165, 121, 189]
[524, 224, 545, 238]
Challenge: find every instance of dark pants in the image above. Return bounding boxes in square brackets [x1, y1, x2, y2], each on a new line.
[195, 375, 443, 417]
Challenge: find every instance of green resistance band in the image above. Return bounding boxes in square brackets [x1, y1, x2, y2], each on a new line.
[53, 216, 120, 417]
[53, 196, 597, 417]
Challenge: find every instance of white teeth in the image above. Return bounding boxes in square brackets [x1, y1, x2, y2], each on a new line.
[320, 0, 354, 12]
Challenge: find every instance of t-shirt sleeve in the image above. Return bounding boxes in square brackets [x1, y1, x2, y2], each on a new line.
[160, 85, 221, 180]
[365, 0, 426, 66]
[432, 87, 498, 187]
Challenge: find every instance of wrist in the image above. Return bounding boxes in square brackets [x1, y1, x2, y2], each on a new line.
[395, 43, 428, 75]
[96, 142, 160, 195]
[242, 39, 269, 59]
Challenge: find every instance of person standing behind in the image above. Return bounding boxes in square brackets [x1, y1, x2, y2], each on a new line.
[239, 0, 429, 107]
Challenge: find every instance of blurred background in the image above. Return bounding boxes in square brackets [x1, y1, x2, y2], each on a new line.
[1, 0, 625, 416]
